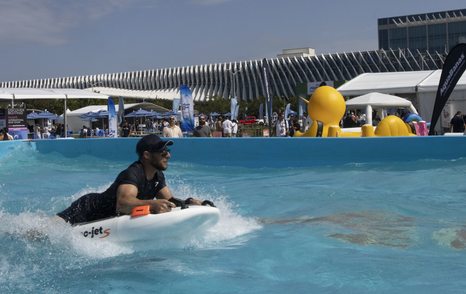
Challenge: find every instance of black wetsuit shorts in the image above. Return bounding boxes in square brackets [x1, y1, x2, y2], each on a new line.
[56, 192, 116, 225]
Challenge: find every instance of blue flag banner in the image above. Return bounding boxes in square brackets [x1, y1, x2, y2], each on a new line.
[284, 103, 291, 119]
[108, 98, 118, 137]
[259, 103, 264, 119]
[284, 103, 292, 131]
[231, 97, 238, 120]
[179, 85, 194, 132]
[262, 58, 273, 128]
[298, 99, 305, 118]
[118, 96, 125, 125]
[172, 98, 180, 113]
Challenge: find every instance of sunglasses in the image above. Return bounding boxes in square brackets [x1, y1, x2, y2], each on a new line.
[147, 146, 170, 156]
[159, 148, 170, 157]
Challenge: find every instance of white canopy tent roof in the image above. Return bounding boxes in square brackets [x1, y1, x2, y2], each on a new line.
[337, 70, 466, 96]
[0, 88, 108, 137]
[346, 92, 418, 110]
[337, 71, 436, 96]
[345, 92, 418, 125]
[417, 70, 466, 92]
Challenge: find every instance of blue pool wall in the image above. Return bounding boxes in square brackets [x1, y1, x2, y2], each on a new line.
[2, 136, 466, 167]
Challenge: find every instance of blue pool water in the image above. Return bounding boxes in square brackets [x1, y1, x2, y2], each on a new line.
[1, 139, 466, 293]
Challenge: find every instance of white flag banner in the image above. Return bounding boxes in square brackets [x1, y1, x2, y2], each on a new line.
[108, 98, 118, 138]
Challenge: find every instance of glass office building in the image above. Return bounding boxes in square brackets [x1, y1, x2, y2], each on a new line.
[378, 9, 466, 53]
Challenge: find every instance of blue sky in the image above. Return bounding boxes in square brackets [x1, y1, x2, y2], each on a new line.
[0, 0, 464, 82]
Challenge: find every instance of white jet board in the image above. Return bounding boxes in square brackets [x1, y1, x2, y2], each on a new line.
[73, 205, 220, 243]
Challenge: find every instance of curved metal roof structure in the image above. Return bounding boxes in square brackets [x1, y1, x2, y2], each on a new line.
[0, 48, 445, 101]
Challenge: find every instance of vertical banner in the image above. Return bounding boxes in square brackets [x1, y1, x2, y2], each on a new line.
[0, 109, 6, 129]
[284, 103, 291, 119]
[172, 98, 180, 113]
[108, 98, 118, 137]
[429, 43, 466, 135]
[298, 99, 305, 118]
[118, 97, 125, 125]
[179, 85, 194, 132]
[259, 103, 264, 120]
[262, 58, 273, 132]
[230, 97, 238, 120]
[284, 103, 292, 132]
[7, 107, 28, 139]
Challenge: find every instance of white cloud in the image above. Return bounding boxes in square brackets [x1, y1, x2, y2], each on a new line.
[0, 0, 147, 45]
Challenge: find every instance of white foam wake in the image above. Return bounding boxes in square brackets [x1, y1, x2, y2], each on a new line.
[0, 195, 261, 258]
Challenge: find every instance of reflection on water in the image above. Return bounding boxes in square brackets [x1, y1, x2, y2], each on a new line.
[262, 211, 416, 248]
[433, 227, 466, 250]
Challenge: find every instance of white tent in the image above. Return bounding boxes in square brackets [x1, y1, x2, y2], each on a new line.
[337, 71, 435, 96]
[337, 70, 466, 133]
[345, 92, 418, 125]
[66, 102, 170, 132]
[0, 88, 108, 137]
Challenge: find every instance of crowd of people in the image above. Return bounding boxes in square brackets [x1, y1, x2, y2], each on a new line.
[4, 108, 465, 140]
[30, 124, 65, 139]
[117, 114, 241, 138]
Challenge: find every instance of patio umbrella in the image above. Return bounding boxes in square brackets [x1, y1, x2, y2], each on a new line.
[94, 110, 109, 118]
[148, 110, 161, 118]
[131, 108, 154, 117]
[80, 117, 98, 122]
[161, 111, 177, 118]
[80, 111, 99, 120]
[37, 110, 58, 120]
[125, 110, 137, 118]
[27, 112, 40, 119]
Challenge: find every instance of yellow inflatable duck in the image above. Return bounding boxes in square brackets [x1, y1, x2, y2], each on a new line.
[366, 115, 415, 137]
[294, 86, 345, 137]
[294, 86, 415, 137]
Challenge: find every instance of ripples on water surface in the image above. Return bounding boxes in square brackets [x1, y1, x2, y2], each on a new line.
[1, 143, 466, 293]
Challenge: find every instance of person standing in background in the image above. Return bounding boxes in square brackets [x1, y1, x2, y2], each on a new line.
[231, 119, 238, 137]
[1, 128, 13, 140]
[163, 116, 183, 138]
[450, 111, 465, 133]
[193, 115, 212, 137]
[222, 116, 233, 137]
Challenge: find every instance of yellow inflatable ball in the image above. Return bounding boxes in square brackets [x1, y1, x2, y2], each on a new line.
[308, 86, 346, 125]
[374, 115, 414, 137]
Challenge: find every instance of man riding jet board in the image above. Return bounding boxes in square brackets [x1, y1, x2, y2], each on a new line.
[57, 134, 215, 225]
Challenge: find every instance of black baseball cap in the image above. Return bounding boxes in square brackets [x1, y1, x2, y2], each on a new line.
[136, 134, 173, 157]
